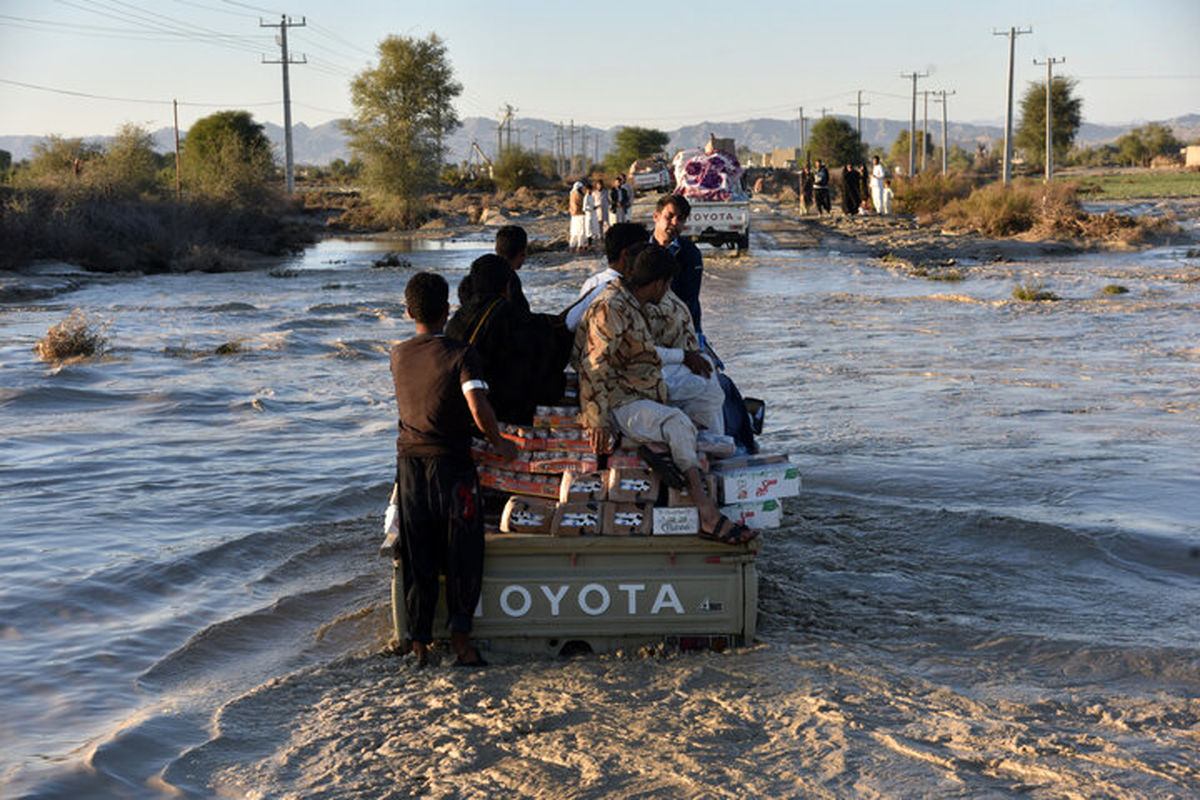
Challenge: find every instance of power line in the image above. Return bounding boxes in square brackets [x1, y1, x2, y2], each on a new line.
[0, 76, 277, 108]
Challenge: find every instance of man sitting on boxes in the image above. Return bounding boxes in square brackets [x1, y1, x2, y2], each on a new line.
[574, 245, 757, 545]
[568, 224, 726, 442]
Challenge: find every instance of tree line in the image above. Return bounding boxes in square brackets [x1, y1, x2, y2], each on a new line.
[3, 33, 1194, 234]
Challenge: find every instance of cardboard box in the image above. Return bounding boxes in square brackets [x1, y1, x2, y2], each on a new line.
[478, 467, 561, 500]
[710, 452, 789, 472]
[603, 502, 652, 536]
[652, 505, 700, 535]
[713, 460, 801, 504]
[606, 467, 659, 503]
[499, 496, 557, 534]
[559, 470, 608, 503]
[551, 501, 605, 537]
[720, 499, 782, 529]
[473, 446, 598, 475]
[533, 405, 582, 428]
[607, 448, 708, 472]
[666, 473, 719, 507]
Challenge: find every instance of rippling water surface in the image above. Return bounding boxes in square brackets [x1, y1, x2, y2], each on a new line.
[1, 227, 1197, 798]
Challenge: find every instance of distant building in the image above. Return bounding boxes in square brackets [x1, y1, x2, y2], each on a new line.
[766, 147, 801, 168]
[1184, 145, 1200, 168]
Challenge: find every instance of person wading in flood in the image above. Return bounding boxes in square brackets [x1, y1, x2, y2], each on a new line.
[389, 272, 517, 668]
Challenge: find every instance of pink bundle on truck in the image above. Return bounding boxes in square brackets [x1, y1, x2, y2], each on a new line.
[672, 148, 746, 202]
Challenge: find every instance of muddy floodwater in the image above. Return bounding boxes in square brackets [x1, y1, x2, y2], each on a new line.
[1, 223, 1198, 798]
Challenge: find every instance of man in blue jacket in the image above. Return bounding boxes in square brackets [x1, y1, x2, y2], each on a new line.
[651, 193, 704, 335]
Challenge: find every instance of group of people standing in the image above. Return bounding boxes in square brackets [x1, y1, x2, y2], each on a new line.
[797, 155, 893, 216]
[568, 175, 633, 253]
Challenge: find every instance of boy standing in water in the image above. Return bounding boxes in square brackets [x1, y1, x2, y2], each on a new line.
[389, 272, 517, 667]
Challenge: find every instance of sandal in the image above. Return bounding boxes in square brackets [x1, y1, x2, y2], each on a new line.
[637, 443, 686, 489]
[454, 654, 489, 668]
[700, 514, 758, 545]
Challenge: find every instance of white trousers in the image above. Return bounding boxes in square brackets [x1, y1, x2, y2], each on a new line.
[611, 399, 701, 473]
[662, 360, 724, 435]
[568, 215, 586, 248]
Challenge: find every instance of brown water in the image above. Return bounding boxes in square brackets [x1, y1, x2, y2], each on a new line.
[1, 230, 1197, 798]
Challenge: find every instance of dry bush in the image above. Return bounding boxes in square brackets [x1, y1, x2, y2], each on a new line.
[942, 181, 1039, 236]
[34, 309, 110, 361]
[893, 172, 975, 216]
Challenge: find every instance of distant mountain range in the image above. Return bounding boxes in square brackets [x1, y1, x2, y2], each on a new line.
[4, 114, 1197, 167]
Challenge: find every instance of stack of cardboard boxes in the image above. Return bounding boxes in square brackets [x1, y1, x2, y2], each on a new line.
[479, 405, 800, 537]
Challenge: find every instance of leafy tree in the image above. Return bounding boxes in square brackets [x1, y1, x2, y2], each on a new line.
[182, 110, 276, 205]
[604, 126, 670, 172]
[809, 117, 865, 167]
[0, 149, 11, 177]
[16, 135, 102, 188]
[1116, 122, 1183, 166]
[1015, 76, 1083, 167]
[343, 33, 462, 225]
[95, 123, 163, 198]
[888, 130, 934, 173]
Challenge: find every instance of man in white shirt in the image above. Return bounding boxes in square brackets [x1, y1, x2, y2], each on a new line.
[565, 222, 647, 332]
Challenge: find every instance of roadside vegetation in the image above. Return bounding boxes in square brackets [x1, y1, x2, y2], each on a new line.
[1071, 170, 1200, 199]
[1, 115, 314, 272]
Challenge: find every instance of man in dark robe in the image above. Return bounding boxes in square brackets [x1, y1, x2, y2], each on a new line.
[841, 164, 860, 215]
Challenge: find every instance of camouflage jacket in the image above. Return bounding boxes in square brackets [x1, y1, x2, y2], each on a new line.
[574, 280, 668, 430]
[645, 289, 700, 354]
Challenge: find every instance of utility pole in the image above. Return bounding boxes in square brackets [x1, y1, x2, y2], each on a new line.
[172, 99, 181, 201]
[260, 14, 306, 194]
[1033, 56, 1065, 183]
[818, 106, 832, 118]
[900, 70, 929, 178]
[497, 104, 516, 154]
[932, 90, 956, 175]
[798, 106, 806, 156]
[849, 90, 870, 138]
[533, 131, 539, 155]
[569, 119, 575, 177]
[993, 25, 1033, 184]
[920, 90, 932, 173]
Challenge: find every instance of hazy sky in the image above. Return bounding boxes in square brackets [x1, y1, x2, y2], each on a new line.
[1, 0, 1197, 138]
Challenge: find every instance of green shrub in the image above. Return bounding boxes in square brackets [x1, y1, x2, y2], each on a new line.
[1012, 280, 1059, 301]
[1102, 284, 1129, 295]
[492, 146, 546, 191]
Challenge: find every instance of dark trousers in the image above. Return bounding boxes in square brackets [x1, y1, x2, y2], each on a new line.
[815, 188, 831, 213]
[395, 455, 484, 644]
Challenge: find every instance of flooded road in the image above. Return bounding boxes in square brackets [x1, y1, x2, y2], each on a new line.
[1, 226, 1197, 797]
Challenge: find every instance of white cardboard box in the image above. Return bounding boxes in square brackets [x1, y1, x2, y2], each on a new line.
[720, 498, 783, 529]
[652, 505, 699, 535]
[713, 461, 800, 504]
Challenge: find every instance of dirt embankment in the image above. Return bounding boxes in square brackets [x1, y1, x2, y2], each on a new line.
[751, 194, 1195, 278]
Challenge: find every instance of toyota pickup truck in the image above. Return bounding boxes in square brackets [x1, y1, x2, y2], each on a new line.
[672, 141, 751, 251]
[681, 201, 751, 252]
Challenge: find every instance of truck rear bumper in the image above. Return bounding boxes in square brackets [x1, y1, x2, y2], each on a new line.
[391, 534, 759, 656]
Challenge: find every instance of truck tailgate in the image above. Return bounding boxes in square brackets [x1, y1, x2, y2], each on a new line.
[391, 533, 759, 655]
